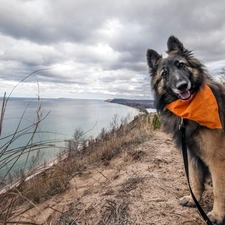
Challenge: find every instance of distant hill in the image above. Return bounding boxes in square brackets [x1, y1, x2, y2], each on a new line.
[106, 98, 155, 111]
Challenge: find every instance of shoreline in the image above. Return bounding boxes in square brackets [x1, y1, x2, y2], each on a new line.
[0, 150, 68, 195]
[108, 100, 156, 116]
[0, 103, 142, 195]
[105, 98, 155, 112]
[0, 98, 139, 193]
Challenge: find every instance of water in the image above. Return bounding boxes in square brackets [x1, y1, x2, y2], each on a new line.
[146, 108, 157, 113]
[0, 98, 137, 178]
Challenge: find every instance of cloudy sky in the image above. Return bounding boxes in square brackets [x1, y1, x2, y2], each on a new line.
[1, 0, 225, 99]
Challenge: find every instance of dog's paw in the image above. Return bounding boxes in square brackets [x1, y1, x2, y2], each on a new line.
[207, 211, 225, 225]
[179, 195, 196, 207]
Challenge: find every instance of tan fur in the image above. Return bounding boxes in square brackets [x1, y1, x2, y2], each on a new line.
[147, 36, 225, 224]
[195, 129, 225, 221]
[157, 79, 165, 95]
[152, 71, 161, 86]
[188, 67, 201, 80]
[175, 87, 225, 224]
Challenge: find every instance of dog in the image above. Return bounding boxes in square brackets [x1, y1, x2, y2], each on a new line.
[146, 36, 225, 224]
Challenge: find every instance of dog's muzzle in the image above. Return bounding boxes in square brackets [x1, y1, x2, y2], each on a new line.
[173, 80, 192, 100]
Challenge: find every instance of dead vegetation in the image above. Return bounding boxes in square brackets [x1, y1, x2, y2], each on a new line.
[0, 111, 156, 224]
[0, 106, 211, 225]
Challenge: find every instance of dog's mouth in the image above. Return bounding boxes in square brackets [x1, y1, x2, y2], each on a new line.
[178, 91, 192, 101]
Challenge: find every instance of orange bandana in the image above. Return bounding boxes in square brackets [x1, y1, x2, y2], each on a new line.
[166, 84, 222, 129]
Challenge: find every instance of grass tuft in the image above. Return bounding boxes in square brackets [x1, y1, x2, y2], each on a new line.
[152, 113, 161, 130]
[99, 199, 133, 225]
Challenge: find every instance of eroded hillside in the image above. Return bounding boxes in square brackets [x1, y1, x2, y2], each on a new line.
[0, 114, 213, 225]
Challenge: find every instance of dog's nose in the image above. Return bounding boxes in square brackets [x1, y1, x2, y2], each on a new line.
[176, 81, 188, 91]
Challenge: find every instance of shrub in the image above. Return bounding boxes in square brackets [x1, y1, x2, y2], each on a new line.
[152, 114, 161, 130]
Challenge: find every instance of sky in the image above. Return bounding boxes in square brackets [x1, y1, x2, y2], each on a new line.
[1, 0, 225, 100]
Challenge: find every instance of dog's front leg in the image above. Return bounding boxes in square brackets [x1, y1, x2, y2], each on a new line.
[179, 155, 205, 207]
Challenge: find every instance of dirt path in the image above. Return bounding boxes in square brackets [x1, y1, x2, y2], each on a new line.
[17, 130, 213, 225]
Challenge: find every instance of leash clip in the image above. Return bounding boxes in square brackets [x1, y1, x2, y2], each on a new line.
[179, 117, 184, 130]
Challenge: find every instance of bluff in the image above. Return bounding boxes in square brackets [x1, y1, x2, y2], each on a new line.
[106, 98, 155, 111]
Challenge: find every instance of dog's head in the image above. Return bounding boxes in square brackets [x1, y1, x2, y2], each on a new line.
[147, 36, 206, 104]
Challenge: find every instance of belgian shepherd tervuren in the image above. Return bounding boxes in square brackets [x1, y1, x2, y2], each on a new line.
[147, 36, 225, 224]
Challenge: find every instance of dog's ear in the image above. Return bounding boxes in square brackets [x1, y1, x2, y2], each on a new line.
[167, 35, 184, 54]
[146, 49, 162, 70]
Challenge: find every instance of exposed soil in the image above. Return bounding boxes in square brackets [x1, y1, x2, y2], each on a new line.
[15, 130, 213, 225]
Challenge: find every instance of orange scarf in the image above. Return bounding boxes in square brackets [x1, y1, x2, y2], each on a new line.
[166, 84, 222, 129]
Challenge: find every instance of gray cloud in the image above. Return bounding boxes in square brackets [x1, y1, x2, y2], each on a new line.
[0, 0, 225, 99]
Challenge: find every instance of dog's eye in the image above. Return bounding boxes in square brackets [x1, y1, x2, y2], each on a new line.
[177, 61, 185, 69]
[161, 70, 168, 78]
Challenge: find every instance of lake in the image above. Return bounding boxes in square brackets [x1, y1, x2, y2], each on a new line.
[0, 98, 137, 179]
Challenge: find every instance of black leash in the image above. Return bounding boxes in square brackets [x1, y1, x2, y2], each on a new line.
[179, 118, 213, 225]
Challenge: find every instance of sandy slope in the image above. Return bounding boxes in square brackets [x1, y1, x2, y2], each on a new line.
[17, 130, 213, 225]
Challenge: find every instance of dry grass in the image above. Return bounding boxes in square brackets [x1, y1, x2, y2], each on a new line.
[0, 111, 158, 224]
[99, 199, 133, 225]
[120, 177, 145, 193]
[0, 107, 208, 225]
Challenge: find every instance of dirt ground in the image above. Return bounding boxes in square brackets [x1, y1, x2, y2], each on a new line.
[17, 130, 214, 225]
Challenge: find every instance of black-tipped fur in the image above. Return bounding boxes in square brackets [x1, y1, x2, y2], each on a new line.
[146, 36, 225, 225]
[146, 49, 162, 69]
[167, 35, 185, 53]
